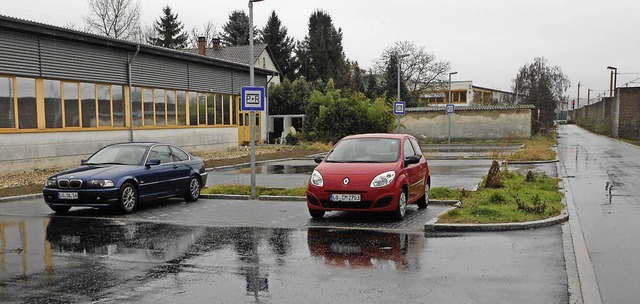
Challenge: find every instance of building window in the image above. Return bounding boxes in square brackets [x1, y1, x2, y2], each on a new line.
[188, 92, 197, 126]
[166, 90, 176, 126]
[155, 88, 166, 127]
[81, 82, 97, 128]
[207, 93, 216, 125]
[197, 93, 206, 125]
[177, 91, 187, 126]
[97, 84, 112, 127]
[44, 79, 62, 129]
[215, 94, 223, 125]
[63, 82, 80, 127]
[131, 87, 142, 127]
[112, 86, 125, 127]
[17, 77, 37, 129]
[0, 76, 16, 129]
[143, 88, 154, 126]
[223, 94, 231, 125]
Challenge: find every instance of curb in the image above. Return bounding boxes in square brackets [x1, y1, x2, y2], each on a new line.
[424, 211, 569, 232]
[504, 159, 559, 165]
[200, 194, 306, 201]
[209, 158, 294, 172]
[0, 193, 42, 202]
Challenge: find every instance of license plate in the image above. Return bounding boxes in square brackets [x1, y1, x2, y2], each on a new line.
[330, 194, 361, 202]
[58, 192, 78, 200]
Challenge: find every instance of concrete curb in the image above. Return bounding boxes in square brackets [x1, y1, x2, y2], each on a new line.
[0, 193, 42, 202]
[504, 159, 559, 165]
[424, 210, 569, 232]
[200, 194, 306, 201]
[209, 158, 295, 172]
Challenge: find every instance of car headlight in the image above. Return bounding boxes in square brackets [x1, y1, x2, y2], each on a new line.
[370, 171, 396, 188]
[45, 179, 57, 187]
[310, 170, 324, 187]
[88, 179, 115, 188]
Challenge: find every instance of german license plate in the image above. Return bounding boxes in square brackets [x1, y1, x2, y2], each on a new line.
[58, 192, 78, 200]
[330, 194, 361, 202]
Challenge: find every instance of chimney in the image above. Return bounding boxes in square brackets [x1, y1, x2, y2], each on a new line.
[197, 36, 206, 55]
[212, 37, 221, 50]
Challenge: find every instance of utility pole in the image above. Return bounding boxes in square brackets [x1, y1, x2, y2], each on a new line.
[587, 89, 591, 105]
[577, 82, 580, 109]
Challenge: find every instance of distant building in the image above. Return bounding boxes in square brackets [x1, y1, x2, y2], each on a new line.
[419, 81, 521, 106]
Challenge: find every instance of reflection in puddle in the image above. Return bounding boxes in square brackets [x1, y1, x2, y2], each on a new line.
[238, 164, 317, 174]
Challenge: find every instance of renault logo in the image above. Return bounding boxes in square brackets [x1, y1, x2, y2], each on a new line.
[343, 177, 350, 185]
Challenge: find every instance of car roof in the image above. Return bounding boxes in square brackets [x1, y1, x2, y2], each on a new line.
[341, 133, 413, 140]
[107, 142, 172, 148]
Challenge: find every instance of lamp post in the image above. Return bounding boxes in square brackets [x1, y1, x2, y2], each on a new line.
[607, 66, 617, 97]
[447, 71, 457, 145]
[249, 0, 263, 199]
[396, 53, 409, 133]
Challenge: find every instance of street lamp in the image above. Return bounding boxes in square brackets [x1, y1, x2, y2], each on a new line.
[607, 66, 617, 97]
[249, 0, 264, 199]
[447, 71, 457, 145]
[396, 53, 409, 133]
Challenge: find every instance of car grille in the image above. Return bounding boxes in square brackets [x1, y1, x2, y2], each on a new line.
[320, 200, 373, 209]
[57, 179, 83, 189]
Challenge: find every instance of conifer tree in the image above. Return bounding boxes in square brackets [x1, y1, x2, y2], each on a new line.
[147, 6, 189, 49]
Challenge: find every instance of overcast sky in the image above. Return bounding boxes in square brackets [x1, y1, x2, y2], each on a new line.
[3, 0, 639, 99]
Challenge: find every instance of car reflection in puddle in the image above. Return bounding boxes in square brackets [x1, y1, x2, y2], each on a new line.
[237, 164, 317, 174]
[307, 228, 425, 270]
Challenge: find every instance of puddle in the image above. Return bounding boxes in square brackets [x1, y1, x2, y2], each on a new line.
[237, 164, 317, 174]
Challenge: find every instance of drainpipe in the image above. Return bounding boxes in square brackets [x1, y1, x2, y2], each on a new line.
[127, 45, 140, 142]
[265, 73, 276, 143]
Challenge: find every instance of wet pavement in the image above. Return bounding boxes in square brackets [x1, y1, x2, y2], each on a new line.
[0, 215, 567, 304]
[558, 124, 640, 303]
[207, 158, 557, 191]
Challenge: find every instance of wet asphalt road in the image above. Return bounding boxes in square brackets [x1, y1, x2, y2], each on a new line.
[558, 124, 640, 303]
[0, 150, 569, 303]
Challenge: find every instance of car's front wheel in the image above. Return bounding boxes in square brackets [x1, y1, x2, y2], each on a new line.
[394, 189, 408, 221]
[117, 183, 138, 214]
[49, 205, 71, 214]
[185, 176, 201, 202]
[309, 209, 325, 219]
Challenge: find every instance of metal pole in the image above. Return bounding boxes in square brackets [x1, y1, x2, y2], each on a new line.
[249, 1, 256, 199]
[396, 56, 401, 133]
[448, 73, 452, 145]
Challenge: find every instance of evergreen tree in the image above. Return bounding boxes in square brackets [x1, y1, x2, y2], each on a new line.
[221, 10, 258, 46]
[260, 11, 296, 80]
[383, 55, 409, 103]
[365, 69, 381, 100]
[297, 10, 347, 86]
[147, 6, 189, 49]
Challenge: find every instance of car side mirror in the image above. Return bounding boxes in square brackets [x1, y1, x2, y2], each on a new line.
[145, 158, 161, 167]
[80, 159, 87, 165]
[404, 155, 420, 166]
[314, 155, 325, 164]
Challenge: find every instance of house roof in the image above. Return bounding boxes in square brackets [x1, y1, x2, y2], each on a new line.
[184, 44, 280, 74]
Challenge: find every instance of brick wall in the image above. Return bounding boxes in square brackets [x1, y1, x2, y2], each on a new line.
[617, 87, 640, 139]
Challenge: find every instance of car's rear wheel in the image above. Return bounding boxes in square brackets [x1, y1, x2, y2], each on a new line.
[50, 205, 71, 214]
[417, 182, 430, 209]
[309, 209, 325, 219]
[185, 176, 201, 202]
[118, 183, 138, 214]
[394, 189, 408, 221]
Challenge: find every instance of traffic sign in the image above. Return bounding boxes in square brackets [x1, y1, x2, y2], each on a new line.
[393, 101, 406, 115]
[446, 104, 455, 114]
[241, 86, 265, 111]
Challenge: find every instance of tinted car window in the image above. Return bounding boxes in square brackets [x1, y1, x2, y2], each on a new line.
[149, 145, 173, 164]
[409, 138, 423, 156]
[403, 139, 415, 158]
[170, 146, 190, 161]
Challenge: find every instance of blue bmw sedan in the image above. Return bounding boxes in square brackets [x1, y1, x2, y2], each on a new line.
[43, 143, 208, 214]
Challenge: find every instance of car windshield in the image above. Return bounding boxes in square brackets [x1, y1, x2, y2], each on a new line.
[325, 138, 400, 163]
[84, 145, 147, 165]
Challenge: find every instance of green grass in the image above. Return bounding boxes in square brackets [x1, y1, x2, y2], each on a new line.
[506, 135, 557, 161]
[430, 187, 463, 200]
[202, 184, 307, 197]
[437, 169, 564, 224]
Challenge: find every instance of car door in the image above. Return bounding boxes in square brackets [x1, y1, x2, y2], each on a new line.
[169, 145, 193, 191]
[409, 137, 428, 194]
[138, 145, 178, 199]
[403, 138, 422, 201]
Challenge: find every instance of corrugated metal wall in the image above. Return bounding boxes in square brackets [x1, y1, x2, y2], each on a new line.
[0, 29, 40, 76]
[40, 36, 129, 84]
[0, 27, 270, 95]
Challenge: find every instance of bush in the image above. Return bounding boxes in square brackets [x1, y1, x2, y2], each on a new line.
[285, 133, 299, 145]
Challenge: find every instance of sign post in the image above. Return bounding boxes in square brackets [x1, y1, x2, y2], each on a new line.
[242, 86, 265, 198]
[446, 104, 454, 145]
[393, 101, 406, 133]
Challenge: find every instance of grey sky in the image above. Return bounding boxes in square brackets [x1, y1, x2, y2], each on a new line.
[3, 0, 639, 99]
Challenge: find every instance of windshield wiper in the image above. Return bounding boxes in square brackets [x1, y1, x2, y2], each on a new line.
[83, 162, 127, 165]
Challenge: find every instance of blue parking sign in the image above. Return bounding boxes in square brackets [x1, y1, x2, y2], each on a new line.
[241, 86, 265, 111]
[394, 101, 406, 115]
[446, 104, 455, 114]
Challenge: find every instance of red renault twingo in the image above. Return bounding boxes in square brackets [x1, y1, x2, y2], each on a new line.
[306, 133, 430, 220]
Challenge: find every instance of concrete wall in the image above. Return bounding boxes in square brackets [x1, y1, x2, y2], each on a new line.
[571, 87, 640, 139]
[401, 106, 532, 141]
[0, 128, 237, 176]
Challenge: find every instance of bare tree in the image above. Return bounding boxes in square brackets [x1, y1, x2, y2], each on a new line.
[84, 0, 141, 40]
[374, 41, 450, 93]
[189, 21, 220, 49]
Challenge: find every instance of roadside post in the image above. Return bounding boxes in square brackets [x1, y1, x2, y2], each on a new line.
[394, 101, 406, 133]
[242, 86, 265, 199]
[446, 103, 454, 145]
